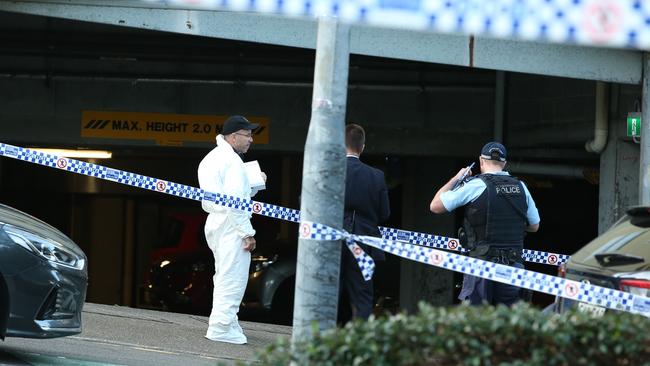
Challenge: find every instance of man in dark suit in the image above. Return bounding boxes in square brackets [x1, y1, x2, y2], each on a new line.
[341, 123, 391, 320]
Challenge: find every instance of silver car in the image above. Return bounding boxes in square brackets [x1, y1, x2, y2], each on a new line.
[554, 206, 650, 316]
[0, 203, 88, 339]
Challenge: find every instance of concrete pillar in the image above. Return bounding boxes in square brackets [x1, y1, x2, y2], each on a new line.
[598, 85, 640, 233]
[640, 53, 650, 206]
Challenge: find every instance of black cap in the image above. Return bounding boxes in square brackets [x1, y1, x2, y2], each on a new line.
[480, 142, 507, 161]
[222, 115, 259, 135]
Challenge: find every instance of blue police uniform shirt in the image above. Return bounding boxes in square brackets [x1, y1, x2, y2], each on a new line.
[440, 171, 540, 225]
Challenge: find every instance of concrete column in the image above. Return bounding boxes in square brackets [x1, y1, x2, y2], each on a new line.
[640, 53, 650, 206]
[599, 86, 640, 233]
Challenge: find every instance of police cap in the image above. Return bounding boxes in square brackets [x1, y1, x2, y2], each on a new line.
[480, 142, 507, 162]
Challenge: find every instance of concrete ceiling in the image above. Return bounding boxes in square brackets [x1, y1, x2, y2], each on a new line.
[0, 0, 642, 84]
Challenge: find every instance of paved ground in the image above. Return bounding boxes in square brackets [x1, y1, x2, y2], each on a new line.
[0, 303, 292, 366]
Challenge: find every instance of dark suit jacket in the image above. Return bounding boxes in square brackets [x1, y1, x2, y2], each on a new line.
[343, 156, 391, 261]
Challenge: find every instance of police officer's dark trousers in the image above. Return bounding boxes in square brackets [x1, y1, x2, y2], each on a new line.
[463, 262, 524, 306]
[461, 246, 524, 306]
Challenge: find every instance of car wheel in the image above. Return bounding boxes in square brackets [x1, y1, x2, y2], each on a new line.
[0, 273, 8, 340]
[270, 277, 294, 325]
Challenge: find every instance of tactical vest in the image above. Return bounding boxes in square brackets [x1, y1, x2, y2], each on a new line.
[463, 174, 528, 255]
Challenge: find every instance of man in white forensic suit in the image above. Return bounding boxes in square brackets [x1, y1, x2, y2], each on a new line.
[198, 115, 266, 344]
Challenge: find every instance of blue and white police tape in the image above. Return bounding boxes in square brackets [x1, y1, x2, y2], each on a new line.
[144, 0, 650, 51]
[298, 220, 376, 281]
[0, 142, 371, 275]
[379, 227, 569, 266]
[0, 142, 566, 266]
[300, 220, 650, 318]
[345, 237, 375, 281]
[9, 141, 642, 316]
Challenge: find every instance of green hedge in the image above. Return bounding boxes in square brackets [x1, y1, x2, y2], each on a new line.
[252, 303, 650, 366]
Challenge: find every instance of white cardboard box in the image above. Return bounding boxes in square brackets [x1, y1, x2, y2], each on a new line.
[244, 160, 266, 192]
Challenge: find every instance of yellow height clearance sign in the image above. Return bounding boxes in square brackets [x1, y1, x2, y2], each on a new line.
[81, 111, 269, 146]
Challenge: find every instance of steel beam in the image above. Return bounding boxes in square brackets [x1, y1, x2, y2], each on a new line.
[0, 0, 642, 84]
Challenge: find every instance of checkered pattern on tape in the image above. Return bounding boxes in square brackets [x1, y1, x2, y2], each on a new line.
[411, 231, 447, 248]
[144, 0, 650, 50]
[373, 237, 496, 280]
[346, 237, 375, 281]
[382, 226, 564, 266]
[261, 203, 301, 223]
[522, 249, 569, 265]
[381, 226, 468, 252]
[0, 143, 570, 268]
[357, 232, 650, 317]
[117, 171, 158, 190]
[16, 148, 58, 168]
[511, 268, 564, 296]
[379, 227, 410, 241]
[212, 192, 253, 212]
[307, 222, 345, 241]
[577, 283, 634, 311]
[298, 224, 375, 279]
[166, 182, 204, 201]
[447, 255, 499, 281]
[388, 239, 430, 264]
[66, 160, 108, 178]
[365, 236, 392, 256]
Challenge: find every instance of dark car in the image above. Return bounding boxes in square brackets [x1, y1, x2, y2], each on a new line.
[139, 213, 399, 324]
[553, 206, 650, 316]
[139, 213, 298, 324]
[0, 203, 88, 339]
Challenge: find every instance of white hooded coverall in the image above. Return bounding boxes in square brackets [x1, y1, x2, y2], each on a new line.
[198, 134, 257, 341]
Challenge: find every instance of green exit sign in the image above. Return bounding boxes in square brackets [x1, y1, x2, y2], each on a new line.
[628, 113, 642, 137]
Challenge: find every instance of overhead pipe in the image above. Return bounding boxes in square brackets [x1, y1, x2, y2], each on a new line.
[507, 162, 595, 180]
[585, 81, 609, 153]
[0, 73, 492, 92]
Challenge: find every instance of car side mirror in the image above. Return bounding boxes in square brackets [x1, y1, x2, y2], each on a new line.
[627, 206, 650, 228]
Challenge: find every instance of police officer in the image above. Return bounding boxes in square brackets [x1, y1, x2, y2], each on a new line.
[429, 142, 540, 306]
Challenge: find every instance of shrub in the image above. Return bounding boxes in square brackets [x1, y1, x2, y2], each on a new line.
[251, 303, 650, 366]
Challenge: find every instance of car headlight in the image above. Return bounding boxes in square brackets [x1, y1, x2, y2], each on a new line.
[2, 224, 86, 270]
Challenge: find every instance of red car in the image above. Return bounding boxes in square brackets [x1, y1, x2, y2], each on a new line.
[139, 213, 297, 324]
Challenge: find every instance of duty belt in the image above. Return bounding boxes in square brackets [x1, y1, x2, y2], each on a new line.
[471, 245, 523, 266]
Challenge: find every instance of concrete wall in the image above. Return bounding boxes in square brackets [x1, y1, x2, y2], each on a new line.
[0, 73, 606, 160]
[598, 84, 642, 233]
[0, 76, 496, 158]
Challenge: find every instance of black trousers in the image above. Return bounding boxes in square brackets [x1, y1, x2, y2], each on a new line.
[340, 244, 374, 320]
[459, 262, 524, 306]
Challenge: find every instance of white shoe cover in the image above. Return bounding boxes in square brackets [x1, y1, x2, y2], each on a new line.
[205, 324, 247, 345]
